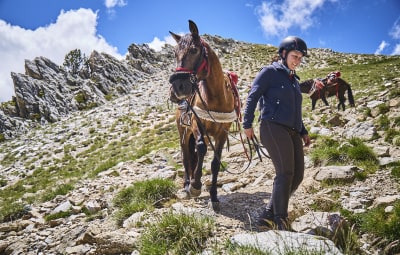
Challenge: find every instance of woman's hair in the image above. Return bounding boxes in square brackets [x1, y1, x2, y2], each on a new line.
[271, 55, 280, 63]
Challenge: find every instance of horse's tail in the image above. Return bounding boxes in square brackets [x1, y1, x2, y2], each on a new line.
[347, 85, 355, 107]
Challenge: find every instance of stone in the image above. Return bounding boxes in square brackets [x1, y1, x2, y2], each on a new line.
[314, 165, 358, 182]
[231, 231, 343, 254]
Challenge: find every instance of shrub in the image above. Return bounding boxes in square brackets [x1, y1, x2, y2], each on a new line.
[63, 49, 87, 75]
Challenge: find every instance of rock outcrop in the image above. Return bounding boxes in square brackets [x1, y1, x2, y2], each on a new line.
[0, 44, 175, 139]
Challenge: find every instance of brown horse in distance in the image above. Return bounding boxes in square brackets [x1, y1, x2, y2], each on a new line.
[299, 73, 355, 111]
[169, 20, 240, 211]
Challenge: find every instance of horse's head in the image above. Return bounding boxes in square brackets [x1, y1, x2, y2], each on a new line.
[169, 20, 209, 100]
[326, 71, 341, 85]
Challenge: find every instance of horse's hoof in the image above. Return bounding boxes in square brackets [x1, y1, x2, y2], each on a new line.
[188, 185, 202, 197]
[208, 201, 220, 212]
[177, 189, 190, 199]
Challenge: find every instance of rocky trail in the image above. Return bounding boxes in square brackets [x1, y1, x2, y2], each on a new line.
[0, 38, 399, 254]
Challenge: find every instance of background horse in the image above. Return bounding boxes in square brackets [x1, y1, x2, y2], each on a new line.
[300, 75, 355, 111]
[169, 20, 240, 211]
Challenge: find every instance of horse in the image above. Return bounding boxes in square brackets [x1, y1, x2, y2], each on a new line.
[299, 72, 355, 111]
[169, 20, 240, 211]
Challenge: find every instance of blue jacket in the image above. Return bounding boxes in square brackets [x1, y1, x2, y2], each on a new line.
[242, 61, 308, 136]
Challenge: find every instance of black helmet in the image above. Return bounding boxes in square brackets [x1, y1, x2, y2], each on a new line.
[278, 36, 307, 57]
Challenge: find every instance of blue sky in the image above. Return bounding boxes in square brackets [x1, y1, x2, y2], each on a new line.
[0, 0, 399, 102]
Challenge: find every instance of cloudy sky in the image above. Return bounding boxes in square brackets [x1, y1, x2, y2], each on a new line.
[0, 0, 399, 102]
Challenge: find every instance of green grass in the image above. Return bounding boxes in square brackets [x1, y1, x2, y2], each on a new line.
[346, 201, 400, 254]
[390, 162, 400, 181]
[0, 109, 179, 223]
[113, 178, 178, 226]
[138, 211, 214, 255]
[310, 136, 379, 176]
[44, 210, 72, 221]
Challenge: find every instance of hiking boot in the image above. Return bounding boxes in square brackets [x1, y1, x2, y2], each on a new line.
[273, 216, 292, 231]
[257, 207, 274, 228]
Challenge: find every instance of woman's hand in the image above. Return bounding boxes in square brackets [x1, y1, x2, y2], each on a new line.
[302, 134, 311, 147]
[244, 128, 255, 139]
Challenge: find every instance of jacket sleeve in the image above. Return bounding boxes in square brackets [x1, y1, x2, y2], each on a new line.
[300, 121, 308, 136]
[242, 68, 269, 129]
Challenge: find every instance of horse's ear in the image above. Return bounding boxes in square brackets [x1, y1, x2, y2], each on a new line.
[188, 20, 199, 38]
[169, 31, 181, 43]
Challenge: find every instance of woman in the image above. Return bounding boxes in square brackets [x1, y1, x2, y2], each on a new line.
[242, 36, 311, 230]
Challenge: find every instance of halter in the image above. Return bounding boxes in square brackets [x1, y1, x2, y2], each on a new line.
[170, 38, 210, 85]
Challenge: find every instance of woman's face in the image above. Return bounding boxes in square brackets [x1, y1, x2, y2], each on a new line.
[284, 50, 303, 70]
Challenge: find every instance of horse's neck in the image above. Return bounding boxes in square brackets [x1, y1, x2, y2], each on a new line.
[300, 79, 314, 92]
[203, 51, 225, 94]
[196, 51, 233, 110]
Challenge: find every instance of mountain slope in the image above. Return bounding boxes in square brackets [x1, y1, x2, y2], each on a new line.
[0, 35, 399, 254]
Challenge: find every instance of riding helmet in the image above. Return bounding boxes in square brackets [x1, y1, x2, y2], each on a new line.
[278, 36, 308, 57]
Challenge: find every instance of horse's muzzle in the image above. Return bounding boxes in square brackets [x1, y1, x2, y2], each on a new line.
[169, 72, 197, 99]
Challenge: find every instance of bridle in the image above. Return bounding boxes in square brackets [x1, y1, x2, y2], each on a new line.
[169, 38, 210, 88]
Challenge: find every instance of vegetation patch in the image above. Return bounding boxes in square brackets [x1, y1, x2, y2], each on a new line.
[113, 178, 177, 226]
[44, 210, 72, 222]
[0, 109, 178, 224]
[347, 201, 400, 254]
[138, 211, 214, 255]
[310, 136, 379, 176]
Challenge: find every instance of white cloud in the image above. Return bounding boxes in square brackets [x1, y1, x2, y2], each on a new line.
[0, 8, 123, 102]
[374, 41, 389, 55]
[256, 0, 336, 37]
[389, 18, 400, 39]
[392, 44, 400, 55]
[389, 18, 400, 55]
[104, 0, 127, 9]
[147, 35, 179, 52]
[147, 37, 165, 52]
[104, 0, 127, 18]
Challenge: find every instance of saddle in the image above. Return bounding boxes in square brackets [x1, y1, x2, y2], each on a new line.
[225, 71, 242, 122]
[309, 78, 325, 97]
[172, 71, 242, 129]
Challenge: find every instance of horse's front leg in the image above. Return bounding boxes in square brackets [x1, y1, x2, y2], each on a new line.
[337, 102, 345, 111]
[188, 132, 207, 197]
[312, 99, 317, 110]
[321, 95, 329, 106]
[182, 134, 197, 191]
[208, 148, 223, 212]
[338, 95, 346, 111]
[208, 135, 227, 212]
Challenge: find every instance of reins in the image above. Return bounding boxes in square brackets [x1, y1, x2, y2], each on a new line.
[244, 135, 270, 170]
[178, 80, 270, 174]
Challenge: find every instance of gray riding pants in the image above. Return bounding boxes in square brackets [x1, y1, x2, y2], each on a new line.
[260, 120, 305, 219]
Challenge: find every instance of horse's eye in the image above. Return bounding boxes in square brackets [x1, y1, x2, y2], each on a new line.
[189, 47, 198, 55]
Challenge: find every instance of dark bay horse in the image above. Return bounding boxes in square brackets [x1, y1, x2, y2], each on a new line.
[299, 73, 355, 111]
[169, 20, 240, 211]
